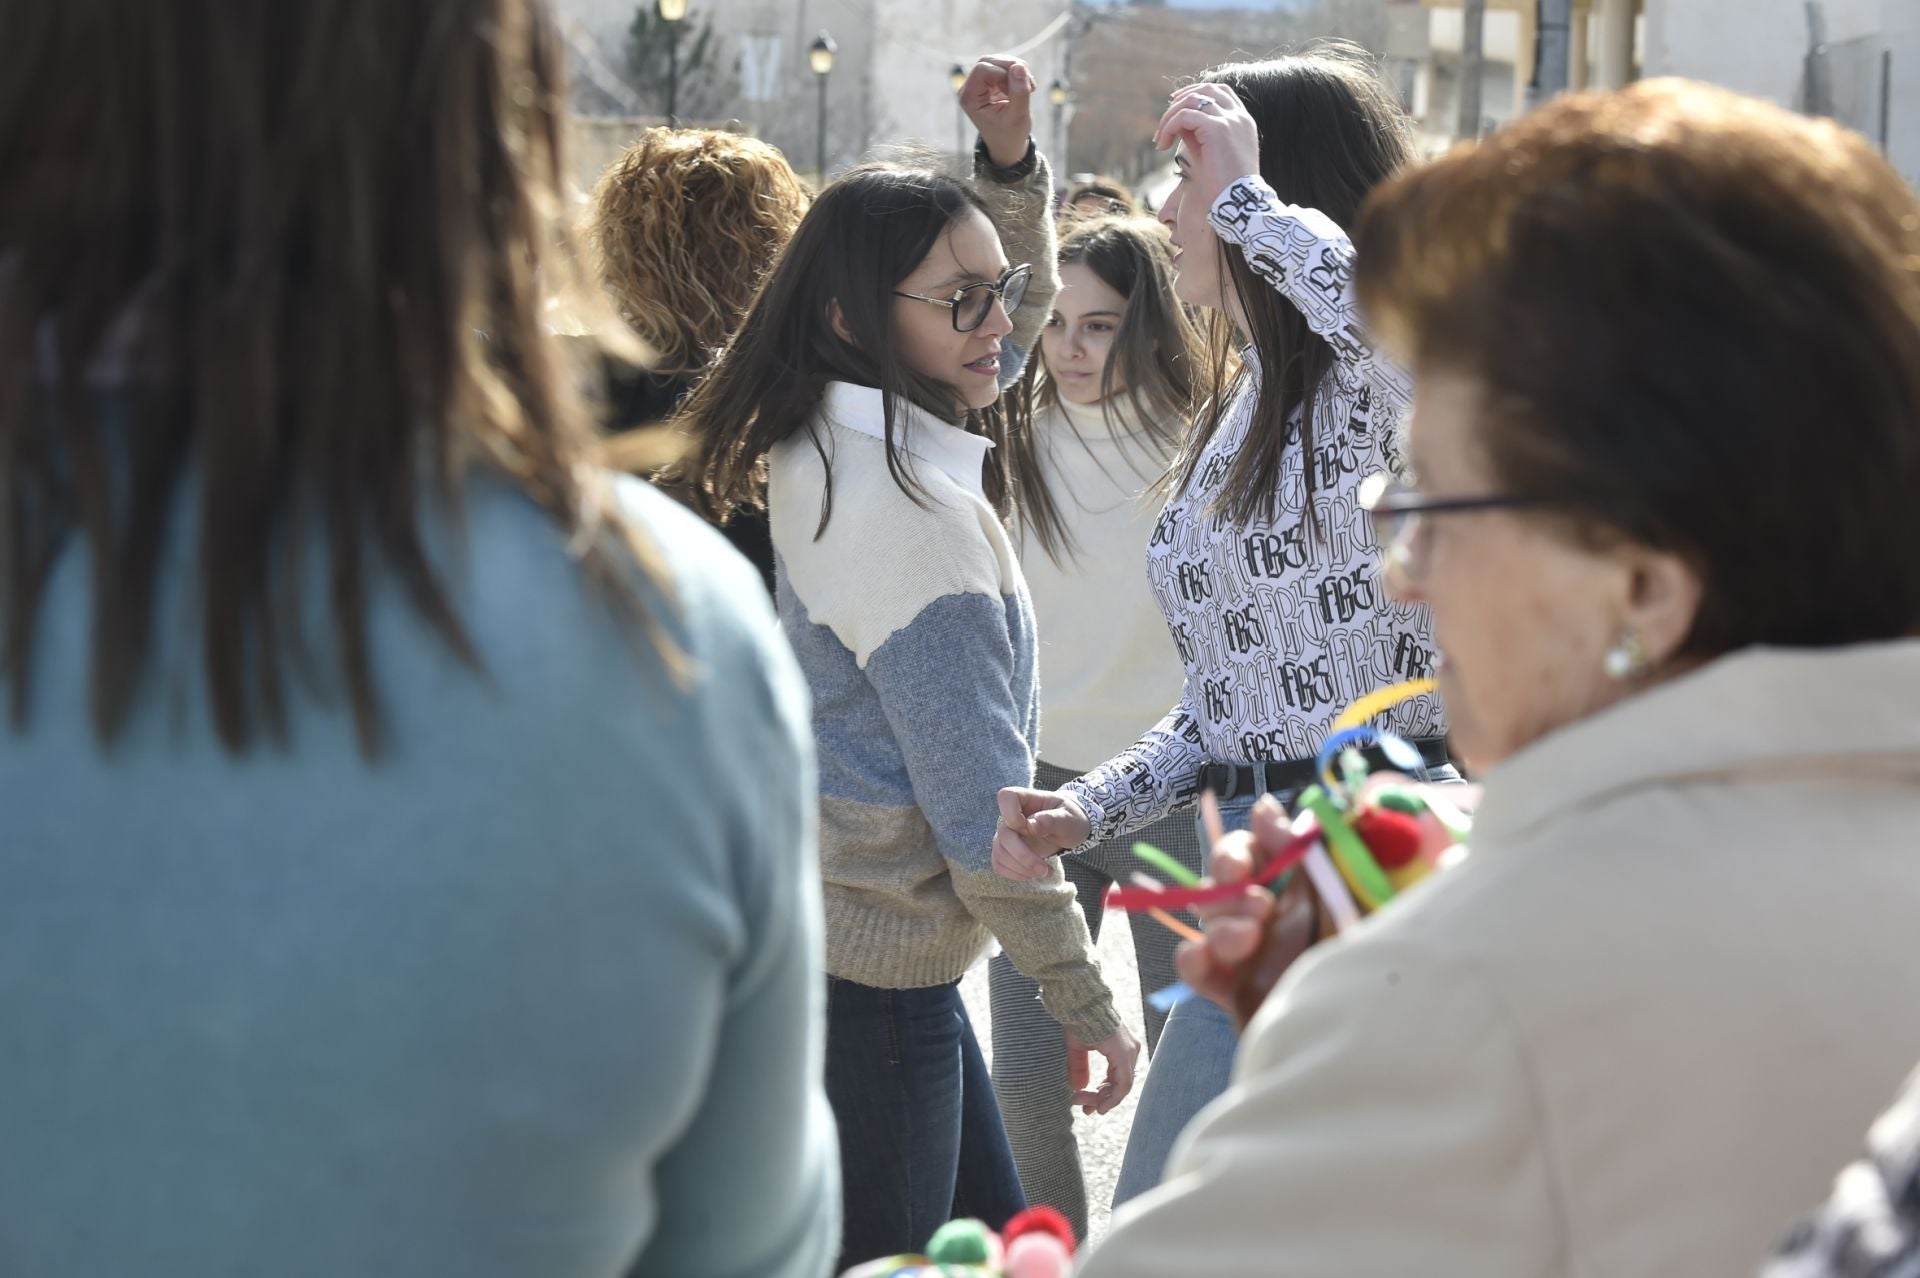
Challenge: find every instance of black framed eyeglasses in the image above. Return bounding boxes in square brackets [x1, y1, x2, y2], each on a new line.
[1358, 472, 1551, 586]
[893, 263, 1033, 333]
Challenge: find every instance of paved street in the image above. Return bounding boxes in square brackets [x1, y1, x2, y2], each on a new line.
[959, 905, 1152, 1243]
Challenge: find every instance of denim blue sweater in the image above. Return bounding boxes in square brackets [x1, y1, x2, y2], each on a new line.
[0, 474, 837, 1278]
[769, 383, 1119, 1045]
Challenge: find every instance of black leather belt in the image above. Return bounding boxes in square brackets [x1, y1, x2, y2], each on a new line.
[1200, 738, 1453, 802]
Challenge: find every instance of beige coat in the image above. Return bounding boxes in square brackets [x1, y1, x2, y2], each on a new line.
[1082, 642, 1920, 1277]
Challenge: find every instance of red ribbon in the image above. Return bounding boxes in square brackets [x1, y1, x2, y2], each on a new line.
[1108, 826, 1321, 912]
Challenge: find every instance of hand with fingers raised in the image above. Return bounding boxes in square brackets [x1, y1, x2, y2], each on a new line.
[1154, 81, 1263, 215]
[959, 55, 1039, 170]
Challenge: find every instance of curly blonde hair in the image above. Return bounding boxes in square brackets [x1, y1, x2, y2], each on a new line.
[586, 128, 810, 377]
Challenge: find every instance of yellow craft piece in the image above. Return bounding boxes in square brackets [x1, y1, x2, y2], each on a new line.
[1331, 678, 1438, 732]
[1386, 860, 1432, 894]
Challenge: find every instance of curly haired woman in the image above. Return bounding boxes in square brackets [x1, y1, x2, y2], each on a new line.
[586, 127, 812, 588]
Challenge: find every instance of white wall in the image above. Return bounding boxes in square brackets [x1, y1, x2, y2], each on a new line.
[1428, 6, 1525, 60]
[1643, 0, 1917, 184]
[868, 0, 1069, 170]
[1420, 8, 1527, 133]
[552, 0, 1071, 177]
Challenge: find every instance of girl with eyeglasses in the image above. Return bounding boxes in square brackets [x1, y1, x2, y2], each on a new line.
[683, 56, 1139, 1271]
[991, 44, 1450, 1209]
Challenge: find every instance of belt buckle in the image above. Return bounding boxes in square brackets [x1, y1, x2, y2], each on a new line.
[1208, 763, 1239, 803]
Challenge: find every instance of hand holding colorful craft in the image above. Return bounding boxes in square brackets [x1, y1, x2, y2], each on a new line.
[1112, 680, 1475, 1026]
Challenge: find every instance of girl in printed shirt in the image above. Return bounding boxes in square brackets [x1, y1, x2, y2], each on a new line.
[993, 46, 1449, 1207]
[682, 57, 1140, 1271]
[989, 215, 1208, 1240]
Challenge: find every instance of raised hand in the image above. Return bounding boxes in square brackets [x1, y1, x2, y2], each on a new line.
[1153, 81, 1262, 214]
[958, 55, 1038, 169]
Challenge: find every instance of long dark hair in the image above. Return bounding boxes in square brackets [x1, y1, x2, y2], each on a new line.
[1, 0, 656, 758]
[1017, 215, 1204, 561]
[682, 163, 1032, 536]
[1172, 43, 1416, 532]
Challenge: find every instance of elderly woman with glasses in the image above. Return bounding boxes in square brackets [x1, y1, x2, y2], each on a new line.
[1072, 78, 1920, 1278]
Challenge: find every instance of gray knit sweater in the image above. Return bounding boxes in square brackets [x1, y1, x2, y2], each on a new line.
[767, 152, 1122, 1046]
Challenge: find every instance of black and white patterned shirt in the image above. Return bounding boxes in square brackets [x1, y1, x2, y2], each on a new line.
[1762, 1064, 1920, 1278]
[1062, 176, 1444, 845]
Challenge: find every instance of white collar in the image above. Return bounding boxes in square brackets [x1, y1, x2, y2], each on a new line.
[821, 381, 993, 495]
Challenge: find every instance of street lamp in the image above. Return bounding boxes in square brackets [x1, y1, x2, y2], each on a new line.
[1049, 78, 1070, 174]
[659, 0, 688, 128]
[950, 62, 968, 159]
[810, 32, 837, 182]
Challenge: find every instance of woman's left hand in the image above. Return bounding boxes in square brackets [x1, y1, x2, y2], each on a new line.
[959, 55, 1037, 170]
[1154, 81, 1261, 214]
[1172, 793, 1324, 1029]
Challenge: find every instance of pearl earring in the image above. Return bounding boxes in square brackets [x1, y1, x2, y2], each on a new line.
[1603, 628, 1647, 681]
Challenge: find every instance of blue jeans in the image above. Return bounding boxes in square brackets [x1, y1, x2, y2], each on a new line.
[1110, 791, 1262, 1208]
[824, 977, 1025, 1271]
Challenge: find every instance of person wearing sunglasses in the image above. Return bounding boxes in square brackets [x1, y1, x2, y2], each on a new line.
[894, 261, 1034, 337]
[1074, 79, 1920, 1277]
[681, 54, 1139, 1272]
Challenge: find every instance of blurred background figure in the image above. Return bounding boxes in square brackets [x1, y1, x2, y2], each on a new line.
[586, 126, 811, 591]
[1078, 77, 1920, 1277]
[988, 214, 1204, 1242]
[1062, 176, 1139, 219]
[0, 2, 836, 1276]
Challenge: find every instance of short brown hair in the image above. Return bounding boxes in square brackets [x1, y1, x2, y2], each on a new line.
[586, 128, 810, 377]
[1356, 78, 1920, 652]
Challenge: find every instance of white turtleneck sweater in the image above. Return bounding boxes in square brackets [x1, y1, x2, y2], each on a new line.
[1018, 393, 1186, 773]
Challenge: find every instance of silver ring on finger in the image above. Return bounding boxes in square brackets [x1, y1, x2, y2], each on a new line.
[1190, 93, 1218, 111]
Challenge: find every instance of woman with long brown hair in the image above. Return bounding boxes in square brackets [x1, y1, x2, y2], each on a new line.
[0, 2, 834, 1274]
[991, 44, 1450, 1207]
[682, 57, 1140, 1271]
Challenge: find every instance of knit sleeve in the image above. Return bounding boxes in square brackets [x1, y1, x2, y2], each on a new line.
[974, 145, 1060, 377]
[1059, 689, 1212, 849]
[1208, 174, 1412, 421]
[864, 591, 1120, 1045]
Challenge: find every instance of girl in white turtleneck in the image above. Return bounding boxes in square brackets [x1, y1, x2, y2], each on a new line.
[990, 213, 1209, 1240]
